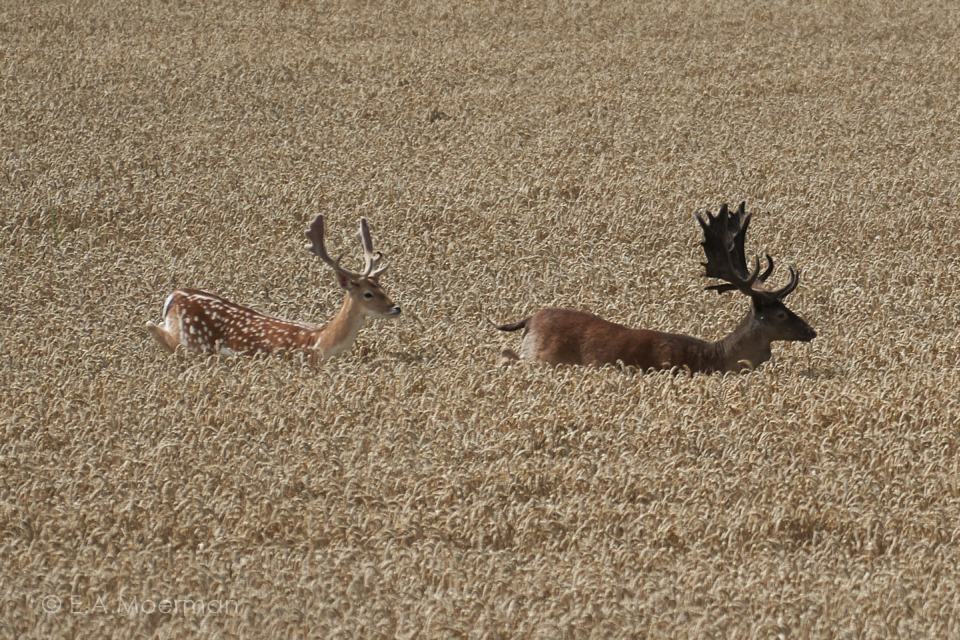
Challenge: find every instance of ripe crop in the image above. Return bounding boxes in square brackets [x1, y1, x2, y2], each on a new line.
[3, 1, 959, 636]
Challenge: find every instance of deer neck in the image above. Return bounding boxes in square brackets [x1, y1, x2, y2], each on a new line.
[713, 312, 772, 372]
[312, 294, 366, 360]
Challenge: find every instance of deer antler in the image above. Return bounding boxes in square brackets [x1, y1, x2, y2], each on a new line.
[766, 264, 799, 299]
[306, 215, 388, 280]
[306, 215, 363, 280]
[696, 202, 800, 301]
[358, 218, 388, 278]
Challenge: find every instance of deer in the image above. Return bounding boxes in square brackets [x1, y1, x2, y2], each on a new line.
[492, 202, 816, 373]
[146, 215, 401, 362]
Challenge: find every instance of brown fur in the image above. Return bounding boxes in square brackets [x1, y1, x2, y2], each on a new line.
[497, 203, 817, 373]
[147, 280, 399, 362]
[498, 304, 815, 373]
[147, 215, 400, 362]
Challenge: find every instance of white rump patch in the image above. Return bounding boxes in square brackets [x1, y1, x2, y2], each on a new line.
[519, 332, 539, 360]
[161, 293, 175, 320]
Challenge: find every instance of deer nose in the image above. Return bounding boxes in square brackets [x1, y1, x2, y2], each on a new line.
[389, 305, 401, 316]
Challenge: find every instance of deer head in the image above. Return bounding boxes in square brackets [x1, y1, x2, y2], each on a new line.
[305, 215, 401, 318]
[696, 202, 816, 344]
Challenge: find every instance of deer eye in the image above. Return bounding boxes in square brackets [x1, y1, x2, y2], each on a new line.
[363, 292, 374, 299]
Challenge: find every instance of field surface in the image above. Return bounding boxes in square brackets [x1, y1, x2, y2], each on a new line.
[3, 0, 960, 637]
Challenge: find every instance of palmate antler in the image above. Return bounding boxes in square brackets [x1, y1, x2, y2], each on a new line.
[305, 215, 389, 280]
[695, 202, 799, 301]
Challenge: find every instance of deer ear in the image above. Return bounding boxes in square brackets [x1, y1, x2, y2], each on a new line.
[336, 273, 351, 290]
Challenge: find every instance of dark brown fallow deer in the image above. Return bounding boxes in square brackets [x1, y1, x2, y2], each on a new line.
[146, 216, 401, 362]
[493, 202, 816, 373]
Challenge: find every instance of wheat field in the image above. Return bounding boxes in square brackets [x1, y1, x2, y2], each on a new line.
[3, 0, 960, 637]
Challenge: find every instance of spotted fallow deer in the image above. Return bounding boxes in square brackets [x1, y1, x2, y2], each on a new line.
[493, 202, 816, 373]
[146, 216, 401, 361]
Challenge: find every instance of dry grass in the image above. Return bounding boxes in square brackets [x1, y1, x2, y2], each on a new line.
[3, 0, 960, 637]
